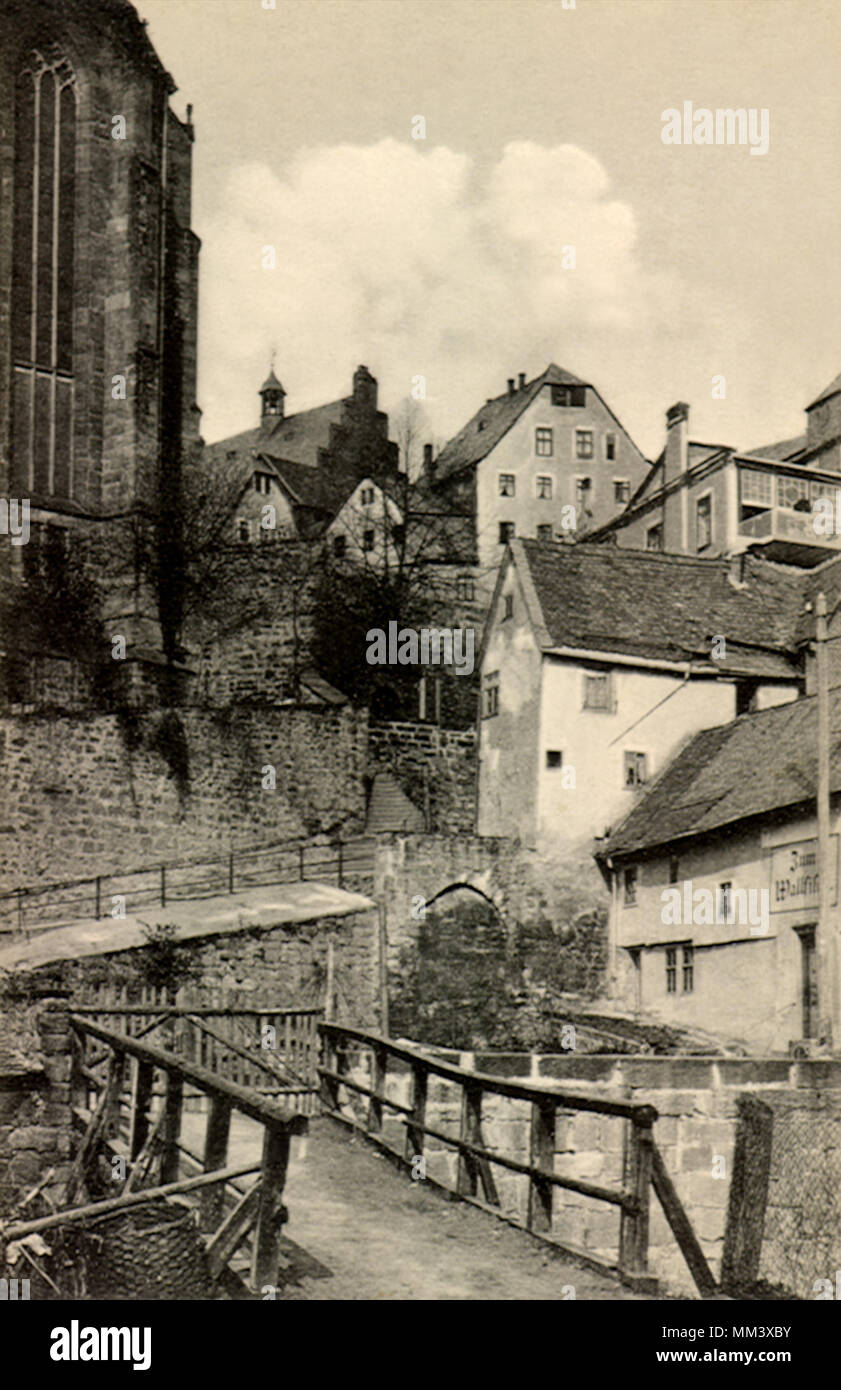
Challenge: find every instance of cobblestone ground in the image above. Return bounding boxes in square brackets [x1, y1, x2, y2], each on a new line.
[183, 1112, 655, 1301]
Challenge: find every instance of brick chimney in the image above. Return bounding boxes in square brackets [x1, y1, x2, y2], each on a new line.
[423, 443, 436, 481]
[507, 378, 515, 396]
[664, 402, 690, 487]
[518, 372, 526, 390]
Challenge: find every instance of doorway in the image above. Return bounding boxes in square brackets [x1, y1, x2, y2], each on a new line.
[795, 925, 818, 1038]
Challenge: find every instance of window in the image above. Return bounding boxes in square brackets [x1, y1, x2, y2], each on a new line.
[499, 521, 515, 544]
[551, 384, 586, 407]
[583, 670, 611, 711]
[456, 575, 474, 602]
[535, 428, 553, 457]
[575, 430, 594, 460]
[362, 528, 375, 552]
[483, 673, 499, 718]
[254, 472, 272, 494]
[624, 751, 648, 787]
[613, 479, 630, 504]
[546, 750, 563, 769]
[333, 534, 346, 558]
[536, 475, 553, 499]
[646, 524, 663, 552]
[575, 477, 592, 510]
[499, 473, 515, 497]
[237, 518, 251, 541]
[624, 867, 637, 906]
[666, 947, 677, 993]
[502, 593, 514, 620]
[718, 882, 732, 922]
[606, 433, 617, 462]
[682, 945, 694, 993]
[390, 522, 405, 547]
[361, 486, 375, 505]
[696, 494, 712, 550]
[669, 856, 680, 885]
[536, 524, 553, 542]
[11, 50, 77, 497]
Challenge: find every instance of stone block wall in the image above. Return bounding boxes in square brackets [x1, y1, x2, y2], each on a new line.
[367, 721, 477, 833]
[0, 703, 368, 895]
[0, 994, 73, 1215]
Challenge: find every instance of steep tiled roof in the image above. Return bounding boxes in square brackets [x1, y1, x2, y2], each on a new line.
[431, 364, 588, 483]
[601, 693, 841, 857]
[515, 539, 805, 676]
[808, 372, 841, 410]
[206, 398, 348, 474]
[743, 434, 807, 462]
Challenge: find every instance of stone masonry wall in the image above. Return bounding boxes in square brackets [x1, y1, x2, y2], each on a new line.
[0, 994, 73, 1215]
[367, 721, 477, 833]
[0, 704, 368, 894]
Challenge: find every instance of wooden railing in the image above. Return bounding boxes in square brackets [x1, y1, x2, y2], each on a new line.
[72, 1005, 322, 1115]
[0, 834, 376, 934]
[318, 1023, 718, 1297]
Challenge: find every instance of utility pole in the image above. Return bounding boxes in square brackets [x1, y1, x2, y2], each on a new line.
[815, 592, 837, 1047]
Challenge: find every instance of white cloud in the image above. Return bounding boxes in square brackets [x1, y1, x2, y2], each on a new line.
[197, 138, 690, 449]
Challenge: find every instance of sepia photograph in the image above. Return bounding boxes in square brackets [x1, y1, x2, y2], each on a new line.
[0, 0, 839, 1365]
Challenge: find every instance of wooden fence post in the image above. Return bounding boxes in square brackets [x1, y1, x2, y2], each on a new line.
[367, 1045, 387, 1135]
[160, 1072, 184, 1185]
[128, 1060, 155, 1161]
[252, 1123, 291, 1290]
[619, 1110, 655, 1287]
[200, 1096, 232, 1230]
[527, 1097, 556, 1233]
[405, 1062, 428, 1164]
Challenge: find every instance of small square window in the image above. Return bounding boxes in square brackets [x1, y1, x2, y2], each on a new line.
[535, 428, 553, 457]
[483, 673, 499, 718]
[362, 529, 375, 552]
[613, 478, 629, 504]
[536, 524, 553, 542]
[536, 475, 553, 499]
[624, 751, 648, 787]
[237, 518, 251, 541]
[583, 670, 611, 711]
[333, 534, 346, 558]
[499, 473, 516, 497]
[576, 430, 594, 460]
[502, 593, 514, 620]
[499, 521, 515, 544]
[624, 867, 637, 906]
[361, 486, 375, 506]
[606, 433, 616, 462]
[646, 524, 663, 552]
[546, 749, 562, 769]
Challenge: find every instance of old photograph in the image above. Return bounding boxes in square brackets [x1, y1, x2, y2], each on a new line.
[0, 0, 839, 1360]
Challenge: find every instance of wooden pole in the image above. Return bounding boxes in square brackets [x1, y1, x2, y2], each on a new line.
[325, 937, 335, 1023]
[815, 592, 837, 1046]
[251, 1123, 290, 1289]
[200, 1096, 232, 1230]
[378, 903, 389, 1037]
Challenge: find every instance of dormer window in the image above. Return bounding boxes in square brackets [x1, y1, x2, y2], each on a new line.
[254, 472, 272, 495]
[551, 385, 586, 408]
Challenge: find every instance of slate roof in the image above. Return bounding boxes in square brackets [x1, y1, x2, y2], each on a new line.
[600, 693, 841, 858]
[431, 364, 589, 484]
[743, 434, 807, 462]
[808, 372, 841, 410]
[206, 398, 348, 474]
[514, 539, 805, 676]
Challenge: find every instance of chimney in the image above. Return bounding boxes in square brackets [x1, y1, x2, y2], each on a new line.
[353, 364, 377, 412]
[664, 401, 690, 486]
[507, 378, 515, 396]
[518, 372, 526, 390]
[423, 443, 436, 481]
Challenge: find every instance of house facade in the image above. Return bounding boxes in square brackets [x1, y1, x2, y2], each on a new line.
[596, 374, 841, 569]
[596, 696, 841, 1054]
[477, 539, 805, 857]
[424, 364, 650, 586]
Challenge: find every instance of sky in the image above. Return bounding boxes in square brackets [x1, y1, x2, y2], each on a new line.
[139, 0, 841, 460]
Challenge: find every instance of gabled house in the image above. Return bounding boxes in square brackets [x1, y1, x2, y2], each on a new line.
[595, 695, 841, 1054]
[477, 539, 805, 856]
[423, 364, 650, 583]
[595, 373, 841, 568]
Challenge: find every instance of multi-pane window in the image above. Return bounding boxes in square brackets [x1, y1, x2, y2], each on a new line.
[666, 947, 677, 993]
[361, 486, 375, 505]
[535, 428, 553, 457]
[499, 473, 515, 497]
[682, 945, 694, 993]
[536, 524, 553, 542]
[483, 673, 499, 718]
[614, 479, 630, 504]
[624, 751, 648, 787]
[456, 575, 474, 602]
[606, 433, 616, 461]
[646, 524, 663, 552]
[583, 670, 611, 710]
[536, 475, 553, 499]
[575, 430, 594, 460]
[575, 476, 592, 510]
[551, 384, 586, 407]
[254, 473, 272, 494]
[499, 521, 515, 544]
[624, 867, 637, 906]
[696, 494, 712, 549]
[11, 51, 77, 497]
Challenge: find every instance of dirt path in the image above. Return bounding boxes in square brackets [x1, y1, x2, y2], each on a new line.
[184, 1113, 652, 1301]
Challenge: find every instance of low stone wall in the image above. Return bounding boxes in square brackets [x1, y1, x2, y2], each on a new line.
[0, 995, 73, 1214]
[335, 1047, 841, 1297]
